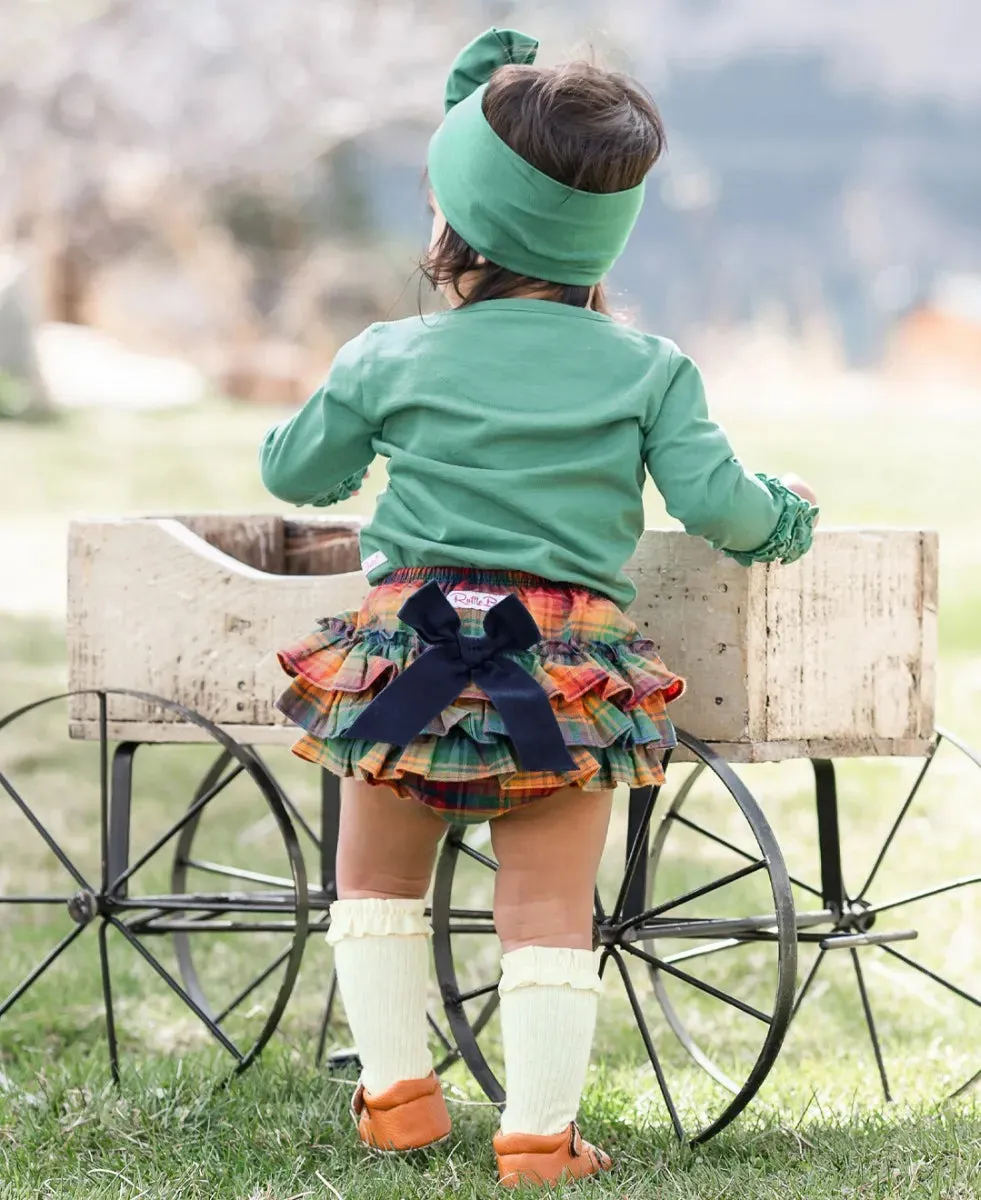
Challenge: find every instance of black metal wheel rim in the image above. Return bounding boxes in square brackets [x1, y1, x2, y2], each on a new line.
[168, 746, 331, 1069]
[644, 749, 821, 1100]
[0, 690, 309, 1081]
[430, 729, 798, 1143]
[431, 822, 505, 1103]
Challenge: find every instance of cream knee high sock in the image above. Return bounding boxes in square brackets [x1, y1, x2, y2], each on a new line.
[327, 898, 433, 1095]
[498, 946, 602, 1137]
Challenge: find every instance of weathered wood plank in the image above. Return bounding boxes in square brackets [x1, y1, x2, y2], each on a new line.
[283, 518, 361, 576]
[68, 517, 369, 729]
[171, 514, 285, 573]
[763, 530, 937, 743]
[623, 534, 765, 743]
[917, 531, 939, 740]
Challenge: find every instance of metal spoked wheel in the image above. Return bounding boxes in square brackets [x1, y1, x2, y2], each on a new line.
[169, 746, 329, 1057]
[170, 750, 462, 1076]
[652, 730, 980, 1107]
[794, 731, 980, 1103]
[0, 691, 308, 1080]
[431, 730, 798, 1143]
[430, 824, 505, 1100]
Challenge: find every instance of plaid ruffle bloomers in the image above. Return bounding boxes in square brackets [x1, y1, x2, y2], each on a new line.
[276, 568, 684, 823]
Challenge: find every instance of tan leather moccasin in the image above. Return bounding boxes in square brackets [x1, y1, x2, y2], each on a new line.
[351, 1072, 451, 1154]
[493, 1122, 612, 1187]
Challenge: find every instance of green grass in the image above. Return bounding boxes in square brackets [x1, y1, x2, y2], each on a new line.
[0, 404, 287, 517]
[2, 393, 981, 1197]
[1, 1054, 979, 1199]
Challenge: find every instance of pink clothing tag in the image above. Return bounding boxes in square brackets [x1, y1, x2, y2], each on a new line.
[361, 550, 388, 574]
[446, 589, 503, 612]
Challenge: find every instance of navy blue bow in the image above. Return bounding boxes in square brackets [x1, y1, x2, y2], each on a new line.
[345, 582, 575, 773]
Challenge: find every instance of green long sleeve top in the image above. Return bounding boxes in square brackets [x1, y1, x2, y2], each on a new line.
[260, 299, 816, 608]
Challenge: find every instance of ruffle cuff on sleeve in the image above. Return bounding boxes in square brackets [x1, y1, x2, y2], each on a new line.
[724, 475, 818, 567]
[306, 466, 369, 508]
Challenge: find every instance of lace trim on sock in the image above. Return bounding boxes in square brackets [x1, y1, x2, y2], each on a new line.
[499, 945, 602, 995]
[327, 897, 432, 944]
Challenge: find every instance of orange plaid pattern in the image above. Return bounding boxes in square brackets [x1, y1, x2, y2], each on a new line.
[277, 568, 683, 822]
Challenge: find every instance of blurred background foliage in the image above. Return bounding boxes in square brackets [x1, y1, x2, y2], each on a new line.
[0, 0, 978, 420]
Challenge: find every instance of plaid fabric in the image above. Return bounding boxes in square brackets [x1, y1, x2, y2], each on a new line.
[276, 567, 684, 823]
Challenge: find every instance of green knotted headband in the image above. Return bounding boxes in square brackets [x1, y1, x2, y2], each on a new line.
[427, 28, 646, 286]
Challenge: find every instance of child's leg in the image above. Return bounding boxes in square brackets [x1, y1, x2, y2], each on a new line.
[328, 779, 446, 1097]
[335, 777, 446, 901]
[490, 788, 614, 1137]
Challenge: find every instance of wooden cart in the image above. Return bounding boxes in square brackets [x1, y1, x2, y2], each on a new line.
[1, 516, 976, 1143]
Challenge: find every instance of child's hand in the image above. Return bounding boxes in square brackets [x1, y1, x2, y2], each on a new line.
[781, 473, 818, 508]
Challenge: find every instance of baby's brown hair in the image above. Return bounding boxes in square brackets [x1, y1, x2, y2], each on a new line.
[423, 61, 665, 311]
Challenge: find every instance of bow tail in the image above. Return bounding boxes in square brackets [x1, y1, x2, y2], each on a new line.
[478, 658, 576, 773]
[344, 647, 468, 747]
[444, 28, 540, 112]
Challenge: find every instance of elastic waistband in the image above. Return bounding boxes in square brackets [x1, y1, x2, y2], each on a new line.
[383, 566, 611, 599]
[386, 566, 559, 589]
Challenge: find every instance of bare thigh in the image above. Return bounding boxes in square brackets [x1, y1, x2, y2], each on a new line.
[490, 788, 614, 953]
[336, 779, 447, 901]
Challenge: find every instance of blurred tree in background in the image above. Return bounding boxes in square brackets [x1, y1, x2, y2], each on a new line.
[0, 0, 979, 409]
[0, 0, 468, 402]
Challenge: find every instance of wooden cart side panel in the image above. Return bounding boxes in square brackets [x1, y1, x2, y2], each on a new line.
[744, 564, 770, 743]
[624, 533, 758, 742]
[916, 531, 939, 739]
[172, 514, 285, 573]
[67, 520, 938, 756]
[68, 519, 371, 727]
[282, 518, 362, 575]
[763, 530, 935, 743]
[165, 513, 365, 575]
